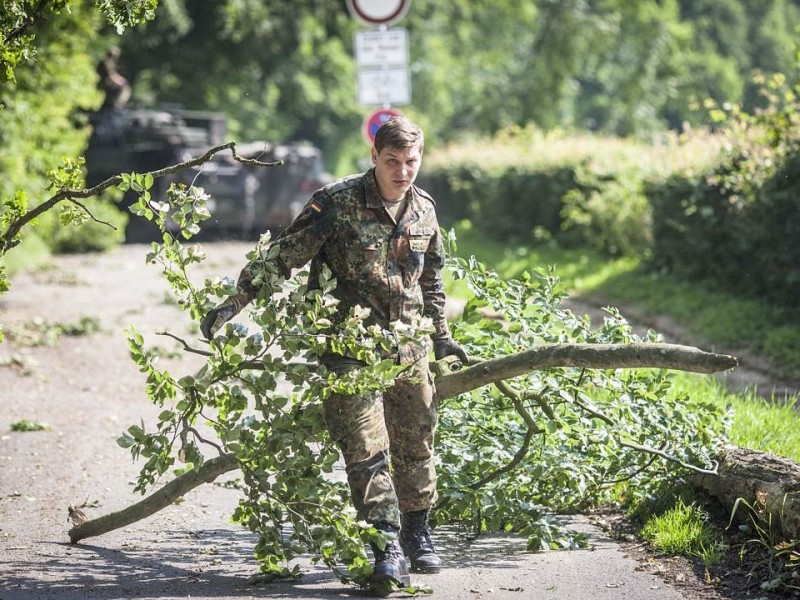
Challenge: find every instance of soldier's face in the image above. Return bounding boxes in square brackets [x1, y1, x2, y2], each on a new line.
[371, 144, 422, 202]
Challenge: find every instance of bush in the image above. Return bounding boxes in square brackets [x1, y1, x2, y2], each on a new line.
[561, 172, 652, 257]
[421, 125, 722, 257]
[648, 72, 800, 311]
[421, 164, 587, 243]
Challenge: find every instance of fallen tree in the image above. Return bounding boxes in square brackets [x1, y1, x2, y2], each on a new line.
[60, 191, 745, 584]
[69, 342, 738, 544]
[695, 446, 800, 540]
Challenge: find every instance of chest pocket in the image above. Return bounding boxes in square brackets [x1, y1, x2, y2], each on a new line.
[345, 235, 385, 281]
[409, 227, 434, 249]
[404, 227, 434, 286]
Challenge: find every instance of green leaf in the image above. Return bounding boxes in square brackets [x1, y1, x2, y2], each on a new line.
[116, 433, 135, 448]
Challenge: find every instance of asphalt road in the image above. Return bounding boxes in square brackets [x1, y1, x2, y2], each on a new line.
[0, 242, 706, 599]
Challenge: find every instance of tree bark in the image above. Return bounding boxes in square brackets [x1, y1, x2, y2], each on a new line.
[68, 453, 238, 543]
[694, 446, 800, 540]
[68, 341, 738, 544]
[432, 342, 738, 400]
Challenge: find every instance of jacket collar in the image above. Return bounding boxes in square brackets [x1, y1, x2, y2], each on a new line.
[364, 168, 426, 221]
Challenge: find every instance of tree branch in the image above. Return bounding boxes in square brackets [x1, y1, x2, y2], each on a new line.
[68, 452, 239, 543]
[617, 440, 719, 476]
[468, 380, 542, 489]
[1, 142, 283, 253]
[68, 197, 117, 230]
[157, 331, 212, 357]
[67, 342, 737, 543]
[432, 343, 738, 401]
[2, 0, 53, 46]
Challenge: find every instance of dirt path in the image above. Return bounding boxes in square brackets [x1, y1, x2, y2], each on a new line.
[0, 242, 783, 600]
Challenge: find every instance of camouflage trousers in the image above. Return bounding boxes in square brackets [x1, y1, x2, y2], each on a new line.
[322, 355, 437, 530]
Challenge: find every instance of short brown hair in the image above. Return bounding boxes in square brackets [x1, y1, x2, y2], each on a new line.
[374, 116, 424, 154]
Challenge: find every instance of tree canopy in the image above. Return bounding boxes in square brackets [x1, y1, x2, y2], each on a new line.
[110, 0, 800, 153]
[2, 0, 800, 262]
[4, 0, 800, 180]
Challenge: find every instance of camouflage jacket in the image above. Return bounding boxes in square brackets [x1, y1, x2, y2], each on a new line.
[238, 169, 450, 364]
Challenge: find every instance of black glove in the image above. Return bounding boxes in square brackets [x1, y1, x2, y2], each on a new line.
[433, 336, 469, 364]
[200, 296, 243, 340]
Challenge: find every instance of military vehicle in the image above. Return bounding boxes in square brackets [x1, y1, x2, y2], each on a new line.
[84, 107, 329, 242]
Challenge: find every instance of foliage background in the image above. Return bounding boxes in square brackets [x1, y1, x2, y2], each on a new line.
[111, 0, 800, 162]
[4, 0, 800, 256]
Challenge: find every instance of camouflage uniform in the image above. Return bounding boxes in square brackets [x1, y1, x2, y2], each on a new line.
[237, 168, 450, 528]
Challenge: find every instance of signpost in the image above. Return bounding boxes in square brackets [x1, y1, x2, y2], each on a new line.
[354, 28, 408, 68]
[357, 67, 410, 106]
[348, 0, 412, 144]
[354, 27, 410, 106]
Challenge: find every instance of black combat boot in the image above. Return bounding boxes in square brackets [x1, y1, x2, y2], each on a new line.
[370, 523, 411, 596]
[400, 509, 442, 573]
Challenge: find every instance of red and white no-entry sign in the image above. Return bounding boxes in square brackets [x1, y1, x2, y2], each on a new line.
[347, 0, 411, 27]
[363, 107, 403, 145]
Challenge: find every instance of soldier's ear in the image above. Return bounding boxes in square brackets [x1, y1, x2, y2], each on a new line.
[371, 148, 378, 164]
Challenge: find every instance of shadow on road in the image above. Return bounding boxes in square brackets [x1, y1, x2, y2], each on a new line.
[0, 521, 611, 600]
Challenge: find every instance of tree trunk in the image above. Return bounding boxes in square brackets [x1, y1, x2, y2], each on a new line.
[694, 446, 800, 540]
[68, 341, 738, 543]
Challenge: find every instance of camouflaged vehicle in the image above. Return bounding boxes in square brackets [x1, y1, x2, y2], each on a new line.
[85, 107, 329, 242]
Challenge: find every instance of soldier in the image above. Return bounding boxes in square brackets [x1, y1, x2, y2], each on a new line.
[201, 117, 467, 593]
[96, 46, 131, 111]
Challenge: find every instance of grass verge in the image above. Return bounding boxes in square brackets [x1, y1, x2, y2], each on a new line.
[670, 374, 800, 462]
[640, 498, 724, 565]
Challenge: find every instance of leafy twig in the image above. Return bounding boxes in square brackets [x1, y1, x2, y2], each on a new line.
[2, 0, 53, 46]
[469, 380, 542, 489]
[186, 426, 225, 454]
[157, 331, 212, 356]
[618, 439, 719, 476]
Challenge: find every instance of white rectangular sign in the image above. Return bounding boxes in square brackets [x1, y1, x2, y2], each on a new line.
[354, 29, 408, 67]
[357, 67, 411, 105]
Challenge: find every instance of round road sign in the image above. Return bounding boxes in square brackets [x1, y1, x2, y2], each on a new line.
[363, 107, 403, 145]
[347, 0, 411, 28]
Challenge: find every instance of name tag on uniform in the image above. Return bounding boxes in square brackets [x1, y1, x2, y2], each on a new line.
[409, 227, 433, 252]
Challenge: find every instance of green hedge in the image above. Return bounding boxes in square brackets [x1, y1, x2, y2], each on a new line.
[421, 128, 719, 257]
[420, 163, 652, 257]
[422, 126, 798, 310]
[649, 153, 800, 308]
[419, 164, 589, 244]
